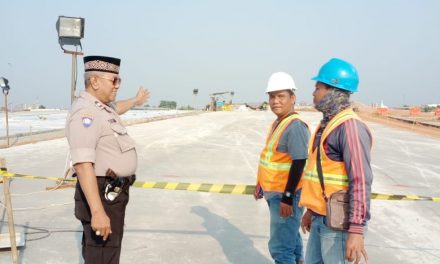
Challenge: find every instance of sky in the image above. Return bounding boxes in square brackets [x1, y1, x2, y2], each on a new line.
[1, 0, 439, 109]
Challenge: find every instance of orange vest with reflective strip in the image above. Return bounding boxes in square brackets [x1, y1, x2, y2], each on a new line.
[299, 108, 361, 215]
[257, 114, 307, 193]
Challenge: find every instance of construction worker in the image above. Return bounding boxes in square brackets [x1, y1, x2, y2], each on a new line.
[299, 58, 373, 264]
[67, 55, 149, 264]
[255, 72, 310, 264]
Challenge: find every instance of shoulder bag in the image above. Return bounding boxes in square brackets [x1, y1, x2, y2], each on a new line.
[316, 135, 350, 231]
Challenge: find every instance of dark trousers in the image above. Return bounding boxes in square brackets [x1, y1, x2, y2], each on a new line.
[74, 179, 130, 264]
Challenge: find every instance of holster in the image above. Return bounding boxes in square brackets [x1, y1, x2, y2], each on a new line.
[102, 175, 136, 201]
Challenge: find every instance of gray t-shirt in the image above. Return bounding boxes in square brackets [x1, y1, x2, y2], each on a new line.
[276, 119, 310, 160]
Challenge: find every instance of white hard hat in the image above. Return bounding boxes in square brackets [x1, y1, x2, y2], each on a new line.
[266, 72, 297, 93]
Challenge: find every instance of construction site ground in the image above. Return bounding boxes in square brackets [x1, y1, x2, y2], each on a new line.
[0, 110, 439, 263]
[356, 106, 440, 138]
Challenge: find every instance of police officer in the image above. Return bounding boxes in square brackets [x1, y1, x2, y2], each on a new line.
[66, 55, 149, 264]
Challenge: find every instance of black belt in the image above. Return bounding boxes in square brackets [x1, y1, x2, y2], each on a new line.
[73, 174, 136, 189]
[96, 175, 136, 190]
[310, 209, 325, 217]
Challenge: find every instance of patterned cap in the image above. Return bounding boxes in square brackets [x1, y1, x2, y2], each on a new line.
[84, 55, 121, 74]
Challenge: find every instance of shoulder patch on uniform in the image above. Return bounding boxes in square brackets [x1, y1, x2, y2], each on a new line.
[82, 114, 94, 128]
[94, 101, 105, 110]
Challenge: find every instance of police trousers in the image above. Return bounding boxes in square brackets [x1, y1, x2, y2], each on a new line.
[74, 178, 130, 264]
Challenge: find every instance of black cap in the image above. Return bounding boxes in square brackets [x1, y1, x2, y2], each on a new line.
[84, 55, 121, 74]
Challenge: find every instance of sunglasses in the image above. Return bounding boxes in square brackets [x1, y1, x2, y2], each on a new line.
[95, 75, 122, 86]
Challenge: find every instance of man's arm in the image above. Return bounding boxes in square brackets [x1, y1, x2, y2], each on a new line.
[279, 120, 310, 217]
[341, 119, 373, 234]
[74, 162, 112, 241]
[340, 119, 373, 263]
[280, 159, 306, 217]
[115, 86, 150, 115]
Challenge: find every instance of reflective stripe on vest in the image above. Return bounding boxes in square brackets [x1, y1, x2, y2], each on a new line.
[257, 114, 305, 192]
[299, 108, 361, 215]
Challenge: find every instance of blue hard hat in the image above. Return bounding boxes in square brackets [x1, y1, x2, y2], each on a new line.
[312, 58, 359, 93]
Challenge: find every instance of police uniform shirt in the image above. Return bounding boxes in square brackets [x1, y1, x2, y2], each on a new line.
[66, 91, 137, 177]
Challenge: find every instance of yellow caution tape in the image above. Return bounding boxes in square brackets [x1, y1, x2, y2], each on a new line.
[370, 193, 439, 201]
[131, 181, 255, 195]
[0, 170, 76, 182]
[1, 170, 439, 201]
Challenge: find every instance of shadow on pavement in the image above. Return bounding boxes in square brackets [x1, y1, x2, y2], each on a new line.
[191, 206, 271, 264]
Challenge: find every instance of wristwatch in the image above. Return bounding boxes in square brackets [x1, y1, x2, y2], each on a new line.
[284, 191, 292, 198]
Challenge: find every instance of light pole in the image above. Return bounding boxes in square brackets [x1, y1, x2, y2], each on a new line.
[56, 16, 85, 104]
[193, 88, 198, 110]
[0, 77, 11, 147]
[51, 16, 84, 189]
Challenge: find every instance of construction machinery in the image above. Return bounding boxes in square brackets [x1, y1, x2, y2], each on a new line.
[208, 91, 234, 111]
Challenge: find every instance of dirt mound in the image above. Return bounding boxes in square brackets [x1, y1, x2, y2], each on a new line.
[356, 107, 440, 139]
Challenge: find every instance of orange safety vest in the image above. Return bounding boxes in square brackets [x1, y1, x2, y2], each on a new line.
[257, 113, 307, 193]
[299, 108, 362, 215]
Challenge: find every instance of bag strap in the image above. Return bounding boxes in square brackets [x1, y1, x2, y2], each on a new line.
[315, 129, 328, 202]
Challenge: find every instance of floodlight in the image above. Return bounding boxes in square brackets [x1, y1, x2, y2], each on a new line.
[1, 77, 11, 147]
[193, 89, 198, 95]
[0, 77, 10, 95]
[56, 16, 85, 51]
[56, 15, 85, 104]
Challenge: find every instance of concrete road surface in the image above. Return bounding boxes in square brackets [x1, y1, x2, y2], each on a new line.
[0, 111, 439, 263]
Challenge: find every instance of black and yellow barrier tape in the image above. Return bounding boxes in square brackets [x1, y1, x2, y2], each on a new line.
[131, 181, 255, 195]
[1, 170, 439, 201]
[1, 170, 76, 182]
